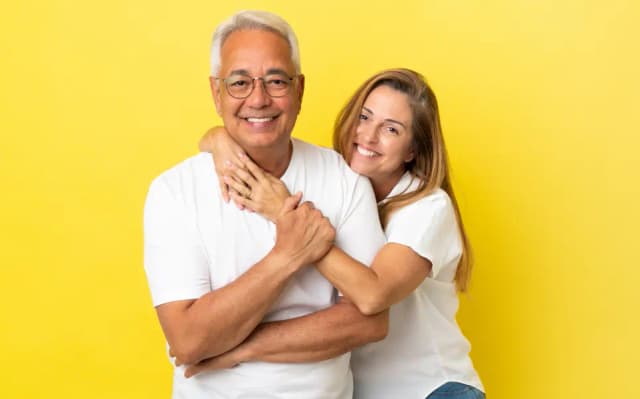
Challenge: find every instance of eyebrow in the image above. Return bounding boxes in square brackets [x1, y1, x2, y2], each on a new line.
[362, 106, 407, 129]
[228, 68, 291, 77]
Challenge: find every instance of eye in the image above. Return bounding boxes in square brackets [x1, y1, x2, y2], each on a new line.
[385, 126, 399, 135]
[229, 78, 250, 88]
[265, 75, 290, 89]
[266, 79, 287, 87]
[359, 114, 368, 121]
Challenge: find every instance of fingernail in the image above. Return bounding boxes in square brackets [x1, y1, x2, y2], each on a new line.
[224, 160, 233, 168]
[238, 152, 245, 159]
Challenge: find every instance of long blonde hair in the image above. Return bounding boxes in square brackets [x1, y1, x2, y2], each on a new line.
[333, 68, 473, 292]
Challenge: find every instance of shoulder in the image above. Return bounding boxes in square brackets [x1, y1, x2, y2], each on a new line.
[292, 139, 347, 167]
[393, 189, 453, 220]
[386, 188, 457, 238]
[145, 153, 217, 216]
[147, 153, 214, 198]
[291, 139, 369, 195]
[385, 188, 462, 273]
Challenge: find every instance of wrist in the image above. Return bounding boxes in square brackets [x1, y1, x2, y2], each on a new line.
[269, 247, 306, 274]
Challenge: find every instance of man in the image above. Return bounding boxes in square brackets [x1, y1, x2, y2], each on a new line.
[143, 10, 387, 398]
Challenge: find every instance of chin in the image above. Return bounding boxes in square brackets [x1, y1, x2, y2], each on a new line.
[349, 162, 372, 178]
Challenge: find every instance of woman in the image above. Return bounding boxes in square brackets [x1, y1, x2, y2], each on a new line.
[196, 68, 484, 399]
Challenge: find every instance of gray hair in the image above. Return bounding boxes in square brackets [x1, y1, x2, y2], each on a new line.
[210, 10, 301, 77]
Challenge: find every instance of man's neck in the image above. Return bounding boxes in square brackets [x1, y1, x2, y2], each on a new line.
[245, 140, 293, 179]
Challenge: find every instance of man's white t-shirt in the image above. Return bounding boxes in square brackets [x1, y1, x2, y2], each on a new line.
[144, 139, 385, 399]
[351, 172, 484, 399]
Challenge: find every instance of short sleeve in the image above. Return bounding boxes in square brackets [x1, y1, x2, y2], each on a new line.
[334, 174, 386, 266]
[385, 191, 462, 279]
[143, 177, 211, 306]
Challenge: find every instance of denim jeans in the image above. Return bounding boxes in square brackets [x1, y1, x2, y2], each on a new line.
[426, 382, 485, 399]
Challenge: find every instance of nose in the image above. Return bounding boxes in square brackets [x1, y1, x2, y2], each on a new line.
[244, 78, 271, 108]
[356, 122, 378, 143]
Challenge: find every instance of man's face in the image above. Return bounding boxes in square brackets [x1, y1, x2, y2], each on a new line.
[210, 29, 304, 152]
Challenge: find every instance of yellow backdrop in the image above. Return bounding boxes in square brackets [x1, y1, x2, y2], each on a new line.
[2, 1, 638, 398]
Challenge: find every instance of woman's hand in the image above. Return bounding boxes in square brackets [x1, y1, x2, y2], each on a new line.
[199, 126, 247, 203]
[223, 154, 293, 222]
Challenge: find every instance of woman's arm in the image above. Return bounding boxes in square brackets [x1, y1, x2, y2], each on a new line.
[199, 127, 292, 220]
[199, 126, 248, 204]
[222, 155, 293, 221]
[223, 156, 432, 314]
[317, 244, 431, 315]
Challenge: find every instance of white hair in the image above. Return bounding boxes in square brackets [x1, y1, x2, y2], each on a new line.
[210, 10, 301, 77]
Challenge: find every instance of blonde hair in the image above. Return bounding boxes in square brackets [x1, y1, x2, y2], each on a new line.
[333, 68, 473, 291]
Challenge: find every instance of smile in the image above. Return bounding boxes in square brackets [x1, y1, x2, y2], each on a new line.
[355, 144, 380, 158]
[245, 116, 276, 123]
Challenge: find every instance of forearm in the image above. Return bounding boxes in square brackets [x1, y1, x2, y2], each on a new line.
[161, 250, 303, 364]
[234, 298, 388, 363]
[316, 247, 386, 315]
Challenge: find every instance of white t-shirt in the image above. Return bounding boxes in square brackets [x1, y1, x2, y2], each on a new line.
[144, 139, 385, 399]
[351, 172, 484, 399]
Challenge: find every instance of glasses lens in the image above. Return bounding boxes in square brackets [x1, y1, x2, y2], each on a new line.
[263, 74, 292, 97]
[225, 75, 252, 98]
[223, 74, 294, 98]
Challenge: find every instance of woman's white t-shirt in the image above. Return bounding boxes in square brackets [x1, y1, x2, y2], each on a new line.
[351, 172, 484, 399]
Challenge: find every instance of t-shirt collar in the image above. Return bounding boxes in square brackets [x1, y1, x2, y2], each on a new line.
[378, 171, 420, 206]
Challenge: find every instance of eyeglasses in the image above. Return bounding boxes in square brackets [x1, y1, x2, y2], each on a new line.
[215, 73, 298, 99]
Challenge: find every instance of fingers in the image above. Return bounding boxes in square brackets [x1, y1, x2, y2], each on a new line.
[239, 153, 265, 180]
[211, 152, 231, 203]
[281, 192, 303, 214]
[184, 365, 200, 378]
[219, 179, 230, 203]
[225, 161, 258, 188]
[277, 192, 302, 220]
[229, 189, 255, 211]
[223, 175, 252, 199]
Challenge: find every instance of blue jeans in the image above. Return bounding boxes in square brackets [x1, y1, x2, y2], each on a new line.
[426, 382, 485, 399]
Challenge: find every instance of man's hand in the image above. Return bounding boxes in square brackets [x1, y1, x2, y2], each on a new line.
[273, 198, 336, 269]
[184, 348, 244, 378]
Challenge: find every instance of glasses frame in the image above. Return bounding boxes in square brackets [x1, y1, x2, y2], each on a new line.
[214, 73, 299, 99]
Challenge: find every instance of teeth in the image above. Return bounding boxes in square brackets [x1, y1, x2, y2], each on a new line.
[356, 145, 378, 157]
[246, 117, 274, 123]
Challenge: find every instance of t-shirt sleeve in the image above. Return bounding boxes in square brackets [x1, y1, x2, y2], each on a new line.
[385, 192, 461, 279]
[334, 174, 386, 267]
[143, 177, 211, 306]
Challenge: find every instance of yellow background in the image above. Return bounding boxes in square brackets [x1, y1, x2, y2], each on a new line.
[2, 1, 638, 398]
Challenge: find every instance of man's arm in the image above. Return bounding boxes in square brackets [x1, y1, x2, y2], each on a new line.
[183, 297, 388, 376]
[146, 178, 334, 365]
[156, 245, 306, 365]
[237, 297, 388, 362]
[184, 173, 389, 377]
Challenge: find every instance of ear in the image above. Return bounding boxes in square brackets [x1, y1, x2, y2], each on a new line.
[296, 74, 305, 104]
[404, 149, 415, 163]
[209, 76, 222, 116]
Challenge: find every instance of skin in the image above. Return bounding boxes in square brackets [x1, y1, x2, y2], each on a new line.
[349, 85, 415, 201]
[210, 29, 304, 178]
[158, 29, 389, 374]
[189, 85, 434, 376]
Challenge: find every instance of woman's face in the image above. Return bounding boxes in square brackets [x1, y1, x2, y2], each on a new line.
[349, 85, 415, 192]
